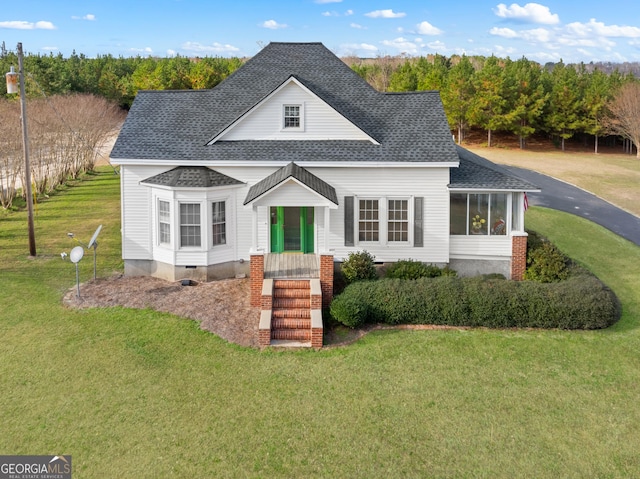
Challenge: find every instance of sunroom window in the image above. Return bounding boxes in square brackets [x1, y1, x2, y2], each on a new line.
[450, 193, 511, 236]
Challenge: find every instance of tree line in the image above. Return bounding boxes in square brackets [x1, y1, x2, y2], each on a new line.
[0, 50, 244, 108]
[1, 48, 639, 158]
[348, 54, 639, 154]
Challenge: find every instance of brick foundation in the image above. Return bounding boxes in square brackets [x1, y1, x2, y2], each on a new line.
[511, 234, 528, 281]
[250, 254, 264, 307]
[319, 254, 334, 309]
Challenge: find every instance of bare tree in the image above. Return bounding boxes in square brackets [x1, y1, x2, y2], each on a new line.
[604, 82, 640, 158]
[0, 94, 124, 207]
[0, 101, 22, 208]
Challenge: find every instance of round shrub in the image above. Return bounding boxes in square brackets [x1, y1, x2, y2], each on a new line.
[524, 233, 570, 283]
[341, 250, 377, 284]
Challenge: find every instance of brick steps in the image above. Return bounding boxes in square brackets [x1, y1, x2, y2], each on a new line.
[271, 279, 312, 343]
[257, 273, 326, 349]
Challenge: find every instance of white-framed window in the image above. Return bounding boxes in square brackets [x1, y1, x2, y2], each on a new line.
[283, 104, 302, 129]
[158, 199, 171, 245]
[358, 199, 379, 242]
[180, 203, 201, 247]
[387, 199, 409, 242]
[450, 192, 511, 236]
[212, 200, 226, 246]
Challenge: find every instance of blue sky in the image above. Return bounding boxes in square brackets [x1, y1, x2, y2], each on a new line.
[2, 1, 640, 63]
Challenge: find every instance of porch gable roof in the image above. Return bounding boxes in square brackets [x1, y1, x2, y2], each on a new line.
[243, 162, 338, 206]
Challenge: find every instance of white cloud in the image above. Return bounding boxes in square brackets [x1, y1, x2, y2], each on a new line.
[494, 3, 560, 25]
[380, 37, 421, 54]
[129, 47, 154, 54]
[181, 41, 241, 53]
[426, 40, 447, 51]
[365, 9, 406, 19]
[261, 19, 287, 29]
[491, 26, 551, 43]
[416, 21, 443, 35]
[42, 46, 58, 51]
[337, 43, 378, 56]
[72, 14, 95, 21]
[167, 49, 177, 56]
[567, 19, 640, 38]
[350, 23, 366, 30]
[489, 27, 519, 38]
[520, 27, 552, 43]
[323, 9, 353, 17]
[0, 20, 56, 30]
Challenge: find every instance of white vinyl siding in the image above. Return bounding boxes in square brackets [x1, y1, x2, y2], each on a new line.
[218, 82, 372, 141]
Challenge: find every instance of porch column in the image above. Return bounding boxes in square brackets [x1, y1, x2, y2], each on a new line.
[324, 206, 331, 253]
[319, 254, 334, 309]
[511, 232, 528, 281]
[251, 206, 258, 251]
[250, 252, 264, 307]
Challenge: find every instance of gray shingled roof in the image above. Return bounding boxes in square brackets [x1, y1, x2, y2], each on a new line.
[244, 162, 338, 205]
[450, 146, 540, 191]
[110, 42, 459, 164]
[141, 166, 243, 188]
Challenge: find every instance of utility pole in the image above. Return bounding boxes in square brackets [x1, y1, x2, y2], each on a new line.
[6, 43, 36, 256]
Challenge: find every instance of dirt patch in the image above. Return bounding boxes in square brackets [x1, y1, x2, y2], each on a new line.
[63, 275, 261, 348]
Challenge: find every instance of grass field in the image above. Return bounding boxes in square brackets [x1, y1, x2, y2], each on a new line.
[1, 162, 639, 478]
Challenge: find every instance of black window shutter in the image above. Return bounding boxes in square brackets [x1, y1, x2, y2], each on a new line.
[414, 197, 424, 247]
[344, 196, 354, 246]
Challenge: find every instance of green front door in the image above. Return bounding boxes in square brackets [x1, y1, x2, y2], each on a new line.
[270, 206, 314, 253]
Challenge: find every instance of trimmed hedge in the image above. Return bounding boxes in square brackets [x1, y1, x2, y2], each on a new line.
[329, 269, 619, 330]
[384, 259, 456, 280]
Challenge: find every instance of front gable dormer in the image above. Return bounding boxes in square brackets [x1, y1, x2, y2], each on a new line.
[208, 76, 379, 144]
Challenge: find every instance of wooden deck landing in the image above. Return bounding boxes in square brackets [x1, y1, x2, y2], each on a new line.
[264, 253, 320, 279]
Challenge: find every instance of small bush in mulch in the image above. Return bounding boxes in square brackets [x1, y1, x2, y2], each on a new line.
[329, 266, 620, 330]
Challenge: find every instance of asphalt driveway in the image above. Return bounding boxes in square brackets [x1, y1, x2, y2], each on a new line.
[505, 166, 640, 246]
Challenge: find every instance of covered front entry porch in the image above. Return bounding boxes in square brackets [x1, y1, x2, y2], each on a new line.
[243, 162, 338, 348]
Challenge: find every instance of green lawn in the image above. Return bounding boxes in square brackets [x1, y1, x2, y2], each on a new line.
[1, 168, 639, 478]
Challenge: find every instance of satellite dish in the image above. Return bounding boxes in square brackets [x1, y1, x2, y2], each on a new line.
[88, 224, 102, 249]
[69, 246, 84, 264]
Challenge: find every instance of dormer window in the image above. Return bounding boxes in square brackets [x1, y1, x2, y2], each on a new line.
[283, 104, 302, 129]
